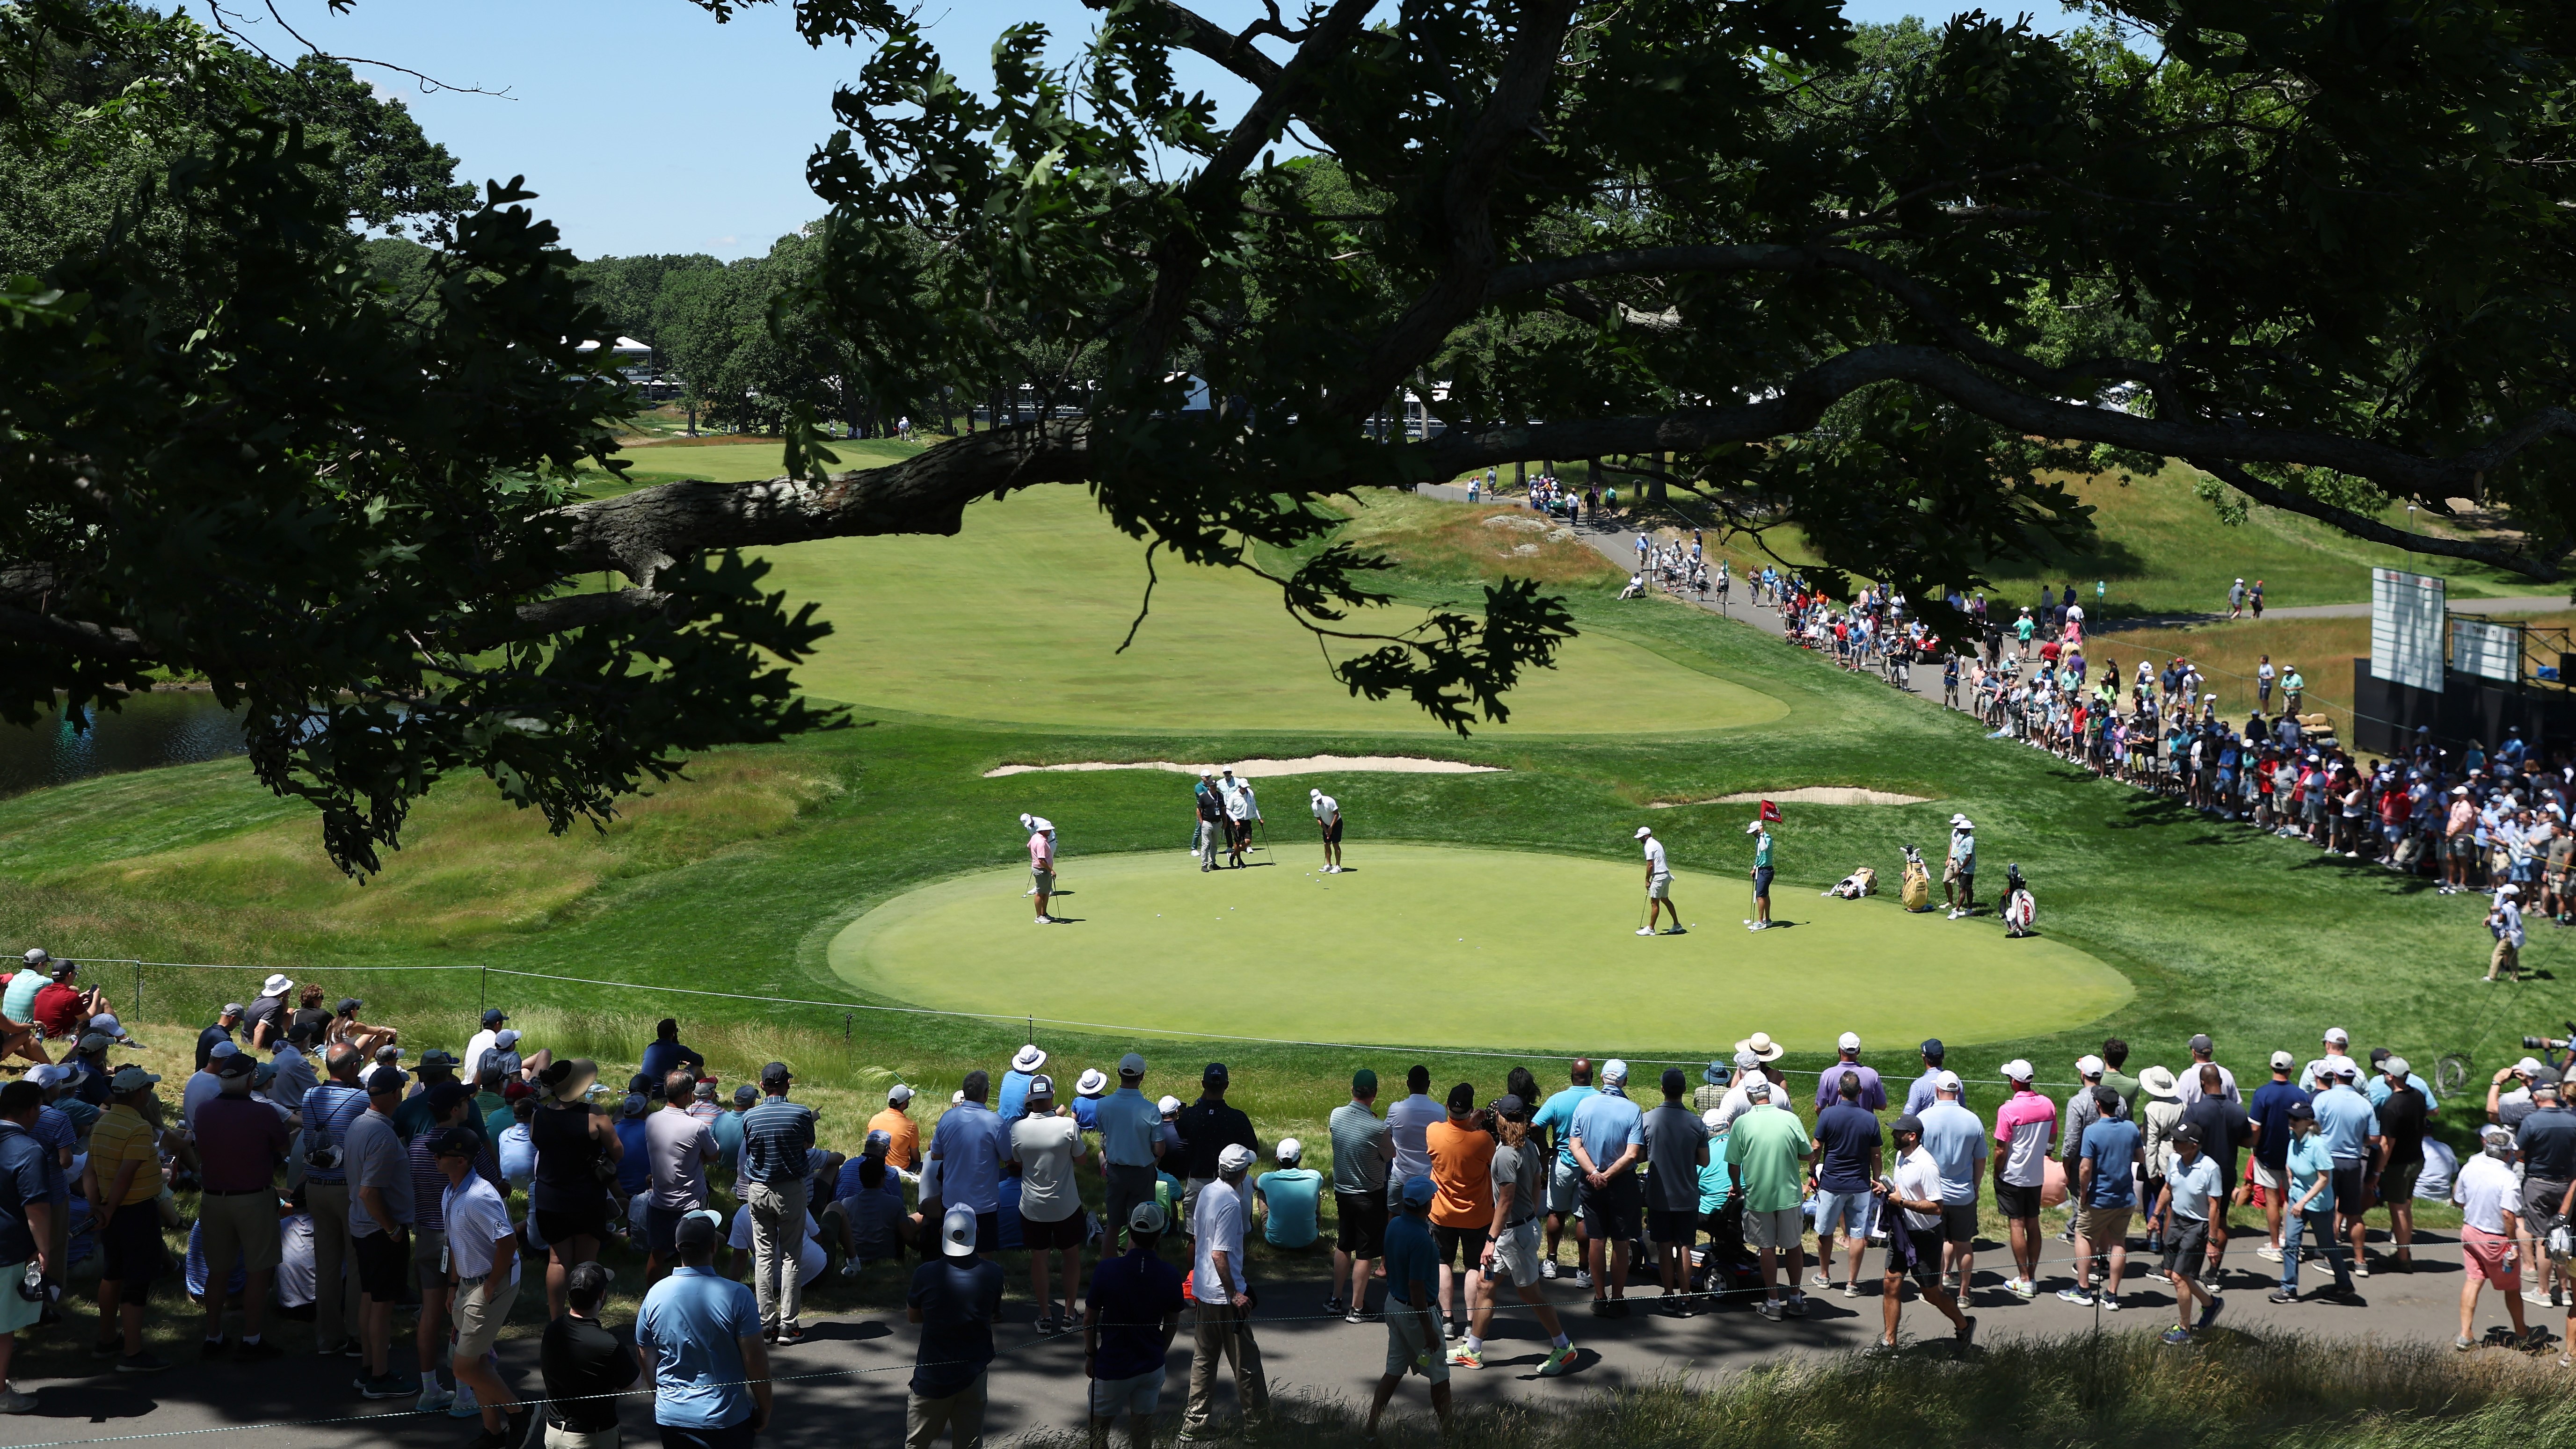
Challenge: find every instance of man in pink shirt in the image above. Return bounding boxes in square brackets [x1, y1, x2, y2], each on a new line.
[1024, 815, 1059, 925]
[1990, 1062, 2057, 1298]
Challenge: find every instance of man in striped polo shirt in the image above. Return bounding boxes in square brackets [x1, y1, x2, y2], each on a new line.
[739, 1062, 817, 1345]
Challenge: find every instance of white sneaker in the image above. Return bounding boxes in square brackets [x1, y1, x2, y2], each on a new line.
[1541, 1260, 1559, 1280]
[1574, 1270, 1594, 1289]
[2100, 1294, 2122, 1311]
[415, 1384, 455, 1413]
[446, 1384, 480, 1419]
[1637, 927, 1656, 936]
[2256, 1245, 2283, 1262]
[2526, 1288, 2558, 1307]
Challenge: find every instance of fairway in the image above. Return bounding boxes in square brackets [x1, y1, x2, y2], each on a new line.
[757, 489, 1783, 733]
[828, 845, 2132, 1054]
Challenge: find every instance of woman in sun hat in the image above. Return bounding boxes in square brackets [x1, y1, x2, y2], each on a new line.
[1001, 1044, 1048, 1124]
[2137, 1065, 2183, 1254]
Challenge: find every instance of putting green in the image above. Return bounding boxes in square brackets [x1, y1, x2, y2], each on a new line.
[828, 845, 2132, 1053]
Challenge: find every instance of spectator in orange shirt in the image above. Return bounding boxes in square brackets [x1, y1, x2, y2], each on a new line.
[871, 1083, 922, 1172]
[1425, 1083, 1495, 1340]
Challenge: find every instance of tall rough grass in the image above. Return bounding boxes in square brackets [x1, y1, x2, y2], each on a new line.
[1033, 1331, 2574, 1449]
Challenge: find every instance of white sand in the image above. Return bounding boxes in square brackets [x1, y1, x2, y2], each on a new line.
[1649, 786, 1931, 808]
[984, 754, 1503, 779]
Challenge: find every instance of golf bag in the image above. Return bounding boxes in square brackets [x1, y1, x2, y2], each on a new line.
[2002, 868, 2037, 937]
[1899, 846, 1933, 912]
[1824, 865, 1878, 899]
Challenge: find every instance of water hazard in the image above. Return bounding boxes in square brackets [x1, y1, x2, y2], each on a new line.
[0, 692, 248, 799]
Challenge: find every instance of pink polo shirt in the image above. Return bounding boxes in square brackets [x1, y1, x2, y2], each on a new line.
[1993, 1090, 2058, 1188]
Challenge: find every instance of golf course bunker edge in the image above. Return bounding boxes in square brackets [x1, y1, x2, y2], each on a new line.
[827, 843, 2132, 1054]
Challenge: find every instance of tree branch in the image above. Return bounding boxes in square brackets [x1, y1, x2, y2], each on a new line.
[2189, 459, 2574, 581]
[0, 603, 149, 659]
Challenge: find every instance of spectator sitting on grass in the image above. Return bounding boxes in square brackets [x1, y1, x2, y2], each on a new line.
[1253, 1138, 1321, 1251]
[640, 1019, 706, 1084]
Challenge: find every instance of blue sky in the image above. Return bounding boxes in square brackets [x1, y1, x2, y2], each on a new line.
[180, 0, 2084, 261]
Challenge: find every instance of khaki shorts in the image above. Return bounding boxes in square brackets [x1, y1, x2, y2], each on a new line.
[1942, 857, 1962, 884]
[1744, 1206, 1802, 1252]
[1489, 1218, 1543, 1290]
[1383, 1304, 1449, 1382]
[199, 1189, 282, 1276]
[2075, 1205, 2132, 1246]
[2496, 940, 2522, 973]
[1648, 874, 1672, 901]
[452, 1273, 520, 1360]
[1031, 868, 1055, 893]
[2249, 1161, 2284, 1191]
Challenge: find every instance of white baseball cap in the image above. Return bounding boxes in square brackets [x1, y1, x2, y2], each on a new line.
[1310, 788, 1323, 799]
[1837, 1032, 1862, 1052]
[2075, 1055, 2105, 1077]
[2322, 1027, 2350, 1045]
[1217, 1143, 1258, 1174]
[1157, 1095, 1183, 1114]
[2001, 1059, 2033, 1083]
[941, 1205, 978, 1258]
[1601, 1059, 1630, 1084]
[1743, 819, 1764, 834]
[1935, 1070, 1963, 1094]
[1634, 826, 1653, 840]
[2269, 1050, 2295, 1070]
[1276, 1138, 1302, 1164]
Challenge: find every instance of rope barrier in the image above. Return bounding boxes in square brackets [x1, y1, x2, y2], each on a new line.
[46, 954, 2212, 1091]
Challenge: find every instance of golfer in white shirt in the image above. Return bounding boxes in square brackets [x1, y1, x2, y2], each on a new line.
[1636, 827, 1682, 936]
[1311, 790, 1344, 873]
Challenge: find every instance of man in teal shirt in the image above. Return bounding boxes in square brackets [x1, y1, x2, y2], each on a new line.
[1529, 1060, 1597, 1279]
[1252, 1141, 1322, 1249]
[1747, 820, 1777, 930]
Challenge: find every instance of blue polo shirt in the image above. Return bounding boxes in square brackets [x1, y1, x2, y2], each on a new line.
[927, 1101, 1009, 1214]
[2310, 1087, 2379, 1163]
[635, 1267, 761, 1428]
[2246, 1080, 2311, 1170]
[1567, 1089, 1644, 1174]
[1532, 1085, 1598, 1168]
[1097, 1087, 1161, 1168]
[1383, 1210, 1439, 1306]
[0, 1121, 46, 1266]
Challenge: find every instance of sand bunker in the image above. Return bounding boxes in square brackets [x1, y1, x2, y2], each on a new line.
[1650, 786, 1932, 808]
[984, 755, 1503, 779]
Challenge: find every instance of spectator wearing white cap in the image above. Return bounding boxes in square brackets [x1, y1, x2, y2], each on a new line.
[1812, 1033, 1886, 1111]
[2246, 1051, 2310, 1262]
[2373, 1056, 2430, 1274]
[1252, 1137, 1320, 1252]
[1087, 1201, 1183, 1449]
[1000, 1044, 1048, 1125]
[2055, 1054, 2122, 1257]
[2312, 1058, 2382, 1278]
[1634, 826, 1682, 935]
[2301, 1027, 2357, 1093]
[1071, 1068, 1109, 1133]
[1182, 1143, 1267, 1440]
[1944, 814, 1976, 918]
[2488, 882, 2529, 982]
[1915, 1070, 1987, 1291]
[1310, 788, 1343, 873]
[2454, 1125, 2540, 1351]
[1009, 1074, 1087, 1333]
[1568, 1060, 1645, 1313]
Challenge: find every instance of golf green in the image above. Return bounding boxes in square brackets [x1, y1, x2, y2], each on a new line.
[827, 844, 2133, 1054]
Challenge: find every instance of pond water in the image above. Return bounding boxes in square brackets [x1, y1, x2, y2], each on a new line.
[0, 692, 249, 799]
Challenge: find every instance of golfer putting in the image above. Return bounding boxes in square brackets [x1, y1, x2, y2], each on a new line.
[1311, 789, 1345, 873]
[1635, 826, 1683, 935]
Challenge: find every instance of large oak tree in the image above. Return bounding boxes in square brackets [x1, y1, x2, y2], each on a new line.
[7, 0, 2576, 870]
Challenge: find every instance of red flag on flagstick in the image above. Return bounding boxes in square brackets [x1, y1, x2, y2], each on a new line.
[1760, 800, 1783, 822]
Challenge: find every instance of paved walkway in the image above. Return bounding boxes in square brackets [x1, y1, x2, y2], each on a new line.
[0, 1243, 2533, 1449]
